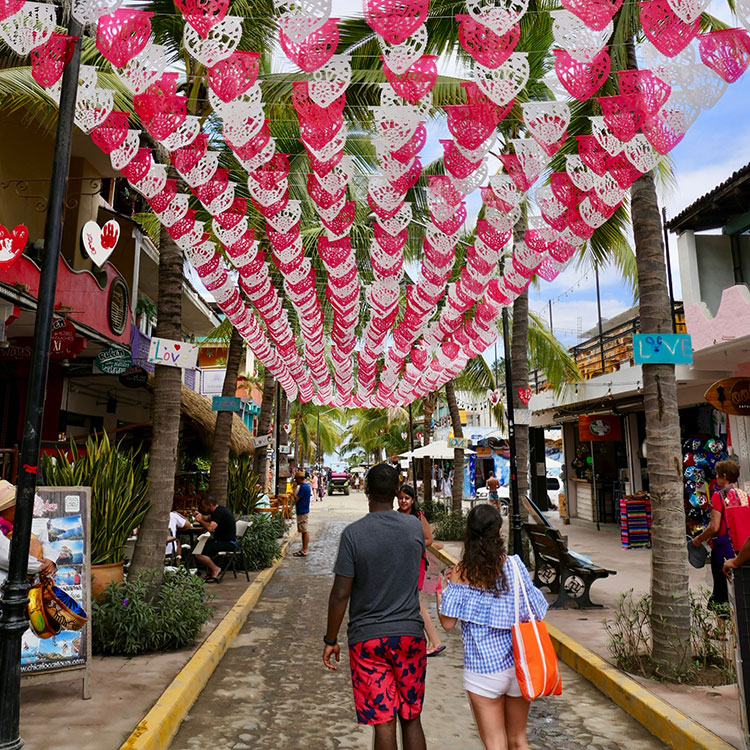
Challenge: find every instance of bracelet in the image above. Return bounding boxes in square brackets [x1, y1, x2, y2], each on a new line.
[323, 635, 338, 646]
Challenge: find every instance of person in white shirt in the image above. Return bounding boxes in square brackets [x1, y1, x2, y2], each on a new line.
[166, 510, 191, 561]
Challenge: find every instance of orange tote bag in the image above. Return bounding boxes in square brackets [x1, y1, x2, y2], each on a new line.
[509, 556, 562, 701]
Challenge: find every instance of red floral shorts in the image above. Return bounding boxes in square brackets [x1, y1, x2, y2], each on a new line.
[348, 636, 426, 725]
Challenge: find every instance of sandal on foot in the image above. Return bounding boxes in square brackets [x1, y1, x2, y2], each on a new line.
[293, 550, 307, 557]
[426, 645, 446, 657]
[205, 576, 221, 584]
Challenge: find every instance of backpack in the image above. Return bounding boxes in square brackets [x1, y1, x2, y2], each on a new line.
[723, 488, 750, 553]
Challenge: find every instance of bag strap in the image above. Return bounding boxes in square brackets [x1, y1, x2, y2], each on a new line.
[509, 555, 535, 623]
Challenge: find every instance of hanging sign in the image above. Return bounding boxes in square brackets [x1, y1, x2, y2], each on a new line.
[211, 396, 242, 412]
[95, 346, 132, 374]
[633, 333, 693, 364]
[705, 377, 750, 416]
[253, 434, 273, 448]
[448, 436, 470, 449]
[147, 337, 199, 369]
[0, 223, 28, 270]
[278, 444, 291, 454]
[50, 317, 76, 355]
[118, 366, 149, 388]
[81, 219, 120, 268]
[578, 414, 622, 441]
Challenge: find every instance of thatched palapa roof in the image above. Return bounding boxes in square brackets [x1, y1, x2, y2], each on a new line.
[179, 385, 255, 456]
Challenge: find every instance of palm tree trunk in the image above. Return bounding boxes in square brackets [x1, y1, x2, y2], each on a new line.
[276, 390, 290, 495]
[253, 369, 275, 488]
[631, 172, 691, 673]
[445, 380, 464, 513]
[422, 392, 436, 503]
[511, 289, 530, 517]
[207, 326, 244, 506]
[293, 407, 302, 473]
[130, 220, 183, 577]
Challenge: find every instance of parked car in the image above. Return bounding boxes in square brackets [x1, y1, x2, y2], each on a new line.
[328, 471, 350, 496]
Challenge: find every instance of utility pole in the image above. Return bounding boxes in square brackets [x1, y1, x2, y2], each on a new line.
[661, 207, 677, 333]
[0, 13, 82, 749]
[408, 401, 417, 491]
[548, 300, 554, 337]
[594, 263, 606, 374]
[502, 308, 524, 561]
[274, 381, 281, 496]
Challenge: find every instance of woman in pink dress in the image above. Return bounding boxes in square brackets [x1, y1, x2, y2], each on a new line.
[397, 484, 445, 657]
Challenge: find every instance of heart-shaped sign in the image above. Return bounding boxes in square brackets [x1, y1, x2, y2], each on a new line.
[0, 224, 28, 270]
[81, 219, 120, 267]
[283, 422, 291, 434]
[518, 387, 532, 405]
[487, 388, 502, 406]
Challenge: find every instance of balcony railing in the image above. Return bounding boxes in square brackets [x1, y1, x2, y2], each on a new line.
[529, 302, 685, 393]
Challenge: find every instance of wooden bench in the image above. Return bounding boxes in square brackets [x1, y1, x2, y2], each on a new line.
[524, 523, 616, 609]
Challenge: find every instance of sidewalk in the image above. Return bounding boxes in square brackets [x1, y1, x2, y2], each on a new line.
[18, 570, 261, 750]
[442, 514, 743, 749]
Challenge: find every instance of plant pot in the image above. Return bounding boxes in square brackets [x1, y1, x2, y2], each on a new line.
[91, 561, 124, 601]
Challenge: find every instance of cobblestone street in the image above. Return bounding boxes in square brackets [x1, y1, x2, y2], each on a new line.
[170, 498, 667, 750]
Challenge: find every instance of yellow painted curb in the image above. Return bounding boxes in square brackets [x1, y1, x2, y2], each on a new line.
[427, 545, 735, 750]
[120, 530, 298, 750]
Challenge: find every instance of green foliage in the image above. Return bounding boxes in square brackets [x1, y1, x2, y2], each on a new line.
[227, 456, 262, 516]
[239, 514, 285, 570]
[41, 433, 150, 565]
[135, 294, 157, 321]
[92, 568, 214, 656]
[604, 589, 735, 684]
[420, 497, 448, 525]
[434, 510, 466, 542]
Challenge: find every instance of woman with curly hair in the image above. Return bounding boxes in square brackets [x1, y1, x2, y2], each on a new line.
[437, 504, 548, 750]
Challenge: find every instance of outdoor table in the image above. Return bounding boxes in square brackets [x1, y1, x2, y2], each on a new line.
[177, 525, 206, 568]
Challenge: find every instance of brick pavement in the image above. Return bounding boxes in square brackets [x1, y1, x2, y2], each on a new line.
[169, 498, 666, 750]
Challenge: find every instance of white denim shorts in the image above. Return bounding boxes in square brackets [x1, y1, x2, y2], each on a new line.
[464, 666, 522, 699]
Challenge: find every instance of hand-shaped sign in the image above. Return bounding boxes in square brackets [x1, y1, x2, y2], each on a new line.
[82, 219, 120, 267]
[0, 224, 28, 270]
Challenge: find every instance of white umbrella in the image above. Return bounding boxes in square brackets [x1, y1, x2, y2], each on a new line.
[398, 450, 415, 459]
[410, 439, 476, 460]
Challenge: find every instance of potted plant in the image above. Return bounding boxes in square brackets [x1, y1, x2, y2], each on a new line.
[41, 432, 150, 599]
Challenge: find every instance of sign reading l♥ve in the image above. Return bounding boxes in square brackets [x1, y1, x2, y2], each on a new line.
[0, 224, 28, 270]
[81, 219, 120, 268]
[147, 336, 199, 369]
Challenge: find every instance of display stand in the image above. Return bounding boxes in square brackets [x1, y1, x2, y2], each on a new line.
[20, 486, 92, 700]
[620, 492, 652, 549]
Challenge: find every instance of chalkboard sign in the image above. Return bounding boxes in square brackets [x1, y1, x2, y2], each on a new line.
[21, 487, 91, 699]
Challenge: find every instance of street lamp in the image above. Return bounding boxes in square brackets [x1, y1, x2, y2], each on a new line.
[0, 16, 82, 749]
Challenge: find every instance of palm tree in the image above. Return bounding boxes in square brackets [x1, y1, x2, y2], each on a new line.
[444, 380, 464, 513]
[422, 392, 436, 504]
[253, 367, 275, 486]
[289, 403, 344, 467]
[207, 324, 245, 506]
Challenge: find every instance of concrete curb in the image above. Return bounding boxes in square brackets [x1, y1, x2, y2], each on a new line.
[427, 546, 735, 750]
[120, 530, 298, 750]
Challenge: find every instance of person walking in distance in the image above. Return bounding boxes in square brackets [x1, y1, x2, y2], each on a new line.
[437, 504, 548, 750]
[323, 464, 427, 750]
[397, 484, 445, 657]
[486, 472, 500, 509]
[293, 471, 312, 557]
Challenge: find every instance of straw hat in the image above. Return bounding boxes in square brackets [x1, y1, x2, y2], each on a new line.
[0, 480, 16, 512]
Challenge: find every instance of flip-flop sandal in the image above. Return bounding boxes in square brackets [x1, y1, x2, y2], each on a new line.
[205, 577, 221, 584]
[293, 550, 307, 557]
[426, 645, 446, 657]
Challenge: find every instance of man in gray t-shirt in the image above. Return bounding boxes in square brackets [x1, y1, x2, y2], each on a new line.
[323, 464, 427, 750]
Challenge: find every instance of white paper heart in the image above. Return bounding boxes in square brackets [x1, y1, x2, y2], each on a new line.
[565, 154, 599, 191]
[309, 54, 351, 108]
[623, 134, 662, 173]
[132, 163, 168, 198]
[207, 183, 236, 215]
[450, 162, 488, 195]
[466, 0, 528, 36]
[551, 10, 611, 63]
[590, 116, 623, 157]
[75, 87, 114, 134]
[522, 100, 570, 150]
[511, 137, 548, 179]
[161, 116, 201, 152]
[113, 43, 169, 96]
[183, 16, 242, 68]
[276, 0, 332, 41]
[475, 53, 530, 106]
[666, 0, 710, 23]
[82, 219, 120, 267]
[238, 137, 277, 172]
[72, 0, 123, 24]
[378, 25, 427, 75]
[266, 200, 302, 233]
[157, 193, 190, 228]
[183, 151, 220, 187]
[0, 2, 56, 56]
[110, 129, 141, 172]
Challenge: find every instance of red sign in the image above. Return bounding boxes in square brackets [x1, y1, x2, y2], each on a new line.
[0, 335, 85, 360]
[50, 317, 76, 354]
[578, 414, 622, 442]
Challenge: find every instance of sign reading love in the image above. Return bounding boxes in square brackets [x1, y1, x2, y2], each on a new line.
[518, 387, 532, 405]
[147, 336, 198, 369]
[0, 224, 28, 270]
[81, 219, 120, 268]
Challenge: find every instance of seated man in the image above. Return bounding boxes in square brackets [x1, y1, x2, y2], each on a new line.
[192, 496, 236, 583]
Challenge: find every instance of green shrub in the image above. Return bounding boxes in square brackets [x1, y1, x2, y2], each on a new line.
[92, 569, 213, 656]
[41, 433, 149, 565]
[420, 497, 448, 524]
[227, 456, 262, 516]
[240, 514, 284, 570]
[604, 588, 735, 684]
[434, 510, 466, 541]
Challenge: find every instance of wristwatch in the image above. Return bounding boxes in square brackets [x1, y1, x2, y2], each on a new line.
[323, 635, 338, 646]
